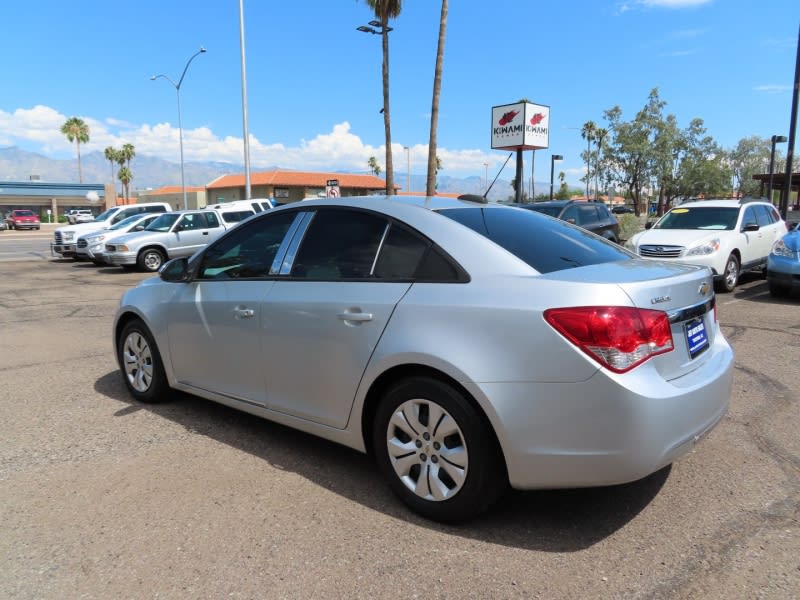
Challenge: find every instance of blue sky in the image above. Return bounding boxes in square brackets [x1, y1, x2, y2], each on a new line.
[0, 0, 797, 189]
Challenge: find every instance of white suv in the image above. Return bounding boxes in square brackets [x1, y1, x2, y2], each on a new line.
[626, 199, 786, 292]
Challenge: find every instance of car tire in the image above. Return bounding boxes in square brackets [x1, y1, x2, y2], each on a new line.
[138, 248, 165, 272]
[117, 319, 169, 403]
[372, 376, 507, 523]
[715, 254, 739, 293]
[768, 281, 790, 297]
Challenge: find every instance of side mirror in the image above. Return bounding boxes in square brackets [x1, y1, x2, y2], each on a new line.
[645, 222, 654, 230]
[742, 222, 759, 232]
[134, 225, 144, 231]
[160, 257, 190, 282]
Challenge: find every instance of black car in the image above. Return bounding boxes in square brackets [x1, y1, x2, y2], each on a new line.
[612, 205, 635, 214]
[513, 200, 620, 242]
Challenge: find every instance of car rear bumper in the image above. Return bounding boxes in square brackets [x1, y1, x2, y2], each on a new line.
[472, 334, 734, 490]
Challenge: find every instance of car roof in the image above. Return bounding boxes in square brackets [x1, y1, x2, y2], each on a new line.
[675, 198, 770, 209]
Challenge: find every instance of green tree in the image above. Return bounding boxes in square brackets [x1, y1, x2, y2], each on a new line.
[601, 90, 664, 216]
[729, 136, 772, 197]
[104, 146, 120, 184]
[556, 171, 572, 200]
[60, 117, 90, 183]
[120, 143, 136, 171]
[117, 166, 132, 203]
[368, 155, 382, 176]
[364, 0, 403, 195]
[580, 121, 597, 198]
[425, 0, 448, 197]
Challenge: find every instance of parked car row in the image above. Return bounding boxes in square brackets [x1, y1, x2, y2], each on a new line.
[52, 199, 276, 272]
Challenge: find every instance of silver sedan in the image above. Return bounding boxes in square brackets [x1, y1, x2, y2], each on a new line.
[113, 195, 733, 522]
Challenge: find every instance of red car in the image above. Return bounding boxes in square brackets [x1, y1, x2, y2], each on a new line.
[6, 209, 41, 230]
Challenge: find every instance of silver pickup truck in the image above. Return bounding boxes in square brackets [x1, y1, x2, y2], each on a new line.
[103, 209, 230, 272]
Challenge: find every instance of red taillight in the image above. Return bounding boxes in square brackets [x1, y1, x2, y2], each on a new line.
[544, 306, 674, 373]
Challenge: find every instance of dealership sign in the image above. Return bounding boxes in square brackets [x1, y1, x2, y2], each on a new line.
[490, 101, 550, 150]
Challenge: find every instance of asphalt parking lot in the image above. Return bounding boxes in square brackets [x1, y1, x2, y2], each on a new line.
[1, 244, 798, 599]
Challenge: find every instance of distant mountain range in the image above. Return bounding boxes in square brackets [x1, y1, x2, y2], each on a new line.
[0, 146, 551, 201]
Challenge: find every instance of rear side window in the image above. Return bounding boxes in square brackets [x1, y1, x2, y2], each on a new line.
[438, 206, 631, 274]
[292, 209, 387, 279]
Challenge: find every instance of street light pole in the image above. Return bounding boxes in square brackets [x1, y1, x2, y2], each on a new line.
[357, 19, 395, 196]
[550, 154, 563, 200]
[404, 146, 410, 192]
[768, 135, 788, 204]
[151, 47, 206, 210]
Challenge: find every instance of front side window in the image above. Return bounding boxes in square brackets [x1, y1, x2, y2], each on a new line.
[146, 214, 180, 232]
[198, 212, 296, 279]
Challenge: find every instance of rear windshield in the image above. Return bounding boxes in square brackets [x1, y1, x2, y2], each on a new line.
[438, 206, 632, 274]
[523, 205, 562, 218]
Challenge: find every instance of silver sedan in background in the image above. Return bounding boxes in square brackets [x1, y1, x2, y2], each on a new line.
[113, 195, 733, 522]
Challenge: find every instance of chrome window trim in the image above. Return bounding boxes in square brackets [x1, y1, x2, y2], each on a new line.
[276, 211, 314, 276]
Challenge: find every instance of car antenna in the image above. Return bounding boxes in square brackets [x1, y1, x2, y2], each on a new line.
[483, 153, 513, 199]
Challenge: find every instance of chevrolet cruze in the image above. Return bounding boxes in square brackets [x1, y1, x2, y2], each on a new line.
[114, 195, 733, 522]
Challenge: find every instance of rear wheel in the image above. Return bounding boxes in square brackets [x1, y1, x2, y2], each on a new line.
[372, 376, 506, 523]
[117, 319, 169, 403]
[138, 248, 165, 272]
[715, 254, 739, 293]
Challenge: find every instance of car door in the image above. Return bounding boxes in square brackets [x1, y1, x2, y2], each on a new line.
[166, 211, 299, 403]
[169, 212, 223, 258]
[739, 205, 772, 267]
[262, 208, 414, 429]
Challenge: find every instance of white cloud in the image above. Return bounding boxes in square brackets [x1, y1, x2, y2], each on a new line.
[0, 104, 502, 176]
[753, 85, 791, 94]
[617, 0, 711, 12]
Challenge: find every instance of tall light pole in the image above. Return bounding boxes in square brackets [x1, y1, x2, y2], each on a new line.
[550, 154, 563, 200]
[357, 19, 395, 195]
[239, 0, 252, 202]
[151, 47, 206, 210]
[768, 135, 788, 203]
[404, 146, 410, 192]
[483, 162, 488, 193]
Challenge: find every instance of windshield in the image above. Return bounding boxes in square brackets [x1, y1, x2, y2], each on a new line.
[93, 208, 118, 222]
[14, 210, 36, 216]
[654, 207, 739, 230]
[145, 213, 180, 232]
[109, 215, 144, 230]
[438, 206, 632, 274]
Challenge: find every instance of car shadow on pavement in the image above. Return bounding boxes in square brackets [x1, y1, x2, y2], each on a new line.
[94, 370, 668, 551]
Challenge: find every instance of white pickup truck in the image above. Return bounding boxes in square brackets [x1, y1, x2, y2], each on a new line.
[52, 202, 171, 259]
[104, 209, 230, 272]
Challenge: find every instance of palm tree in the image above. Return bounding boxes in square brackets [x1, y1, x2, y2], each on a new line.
[104, 146, 119, 184]
[60, 117, 90, 183]
[120, 143, 136, 171]
[117, 166, 132, 204]
[365, 0, 402, 195]
[580, 120, 597, 199]
[426, 0, 448, 196]
[368, 155, 382, 176]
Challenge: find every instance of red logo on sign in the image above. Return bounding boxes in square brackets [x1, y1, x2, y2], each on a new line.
[530, 113, 545, 126]
[498, 110, 519, 126]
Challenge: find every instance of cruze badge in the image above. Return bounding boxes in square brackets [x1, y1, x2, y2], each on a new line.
[651, 295, 671, 305]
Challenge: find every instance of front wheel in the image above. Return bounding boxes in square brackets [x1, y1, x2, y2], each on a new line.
[715, 254, 739, 293]
[138, 248, 166, 272]
[372, 377, 506, 523]
[117, 319, 169, 403]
